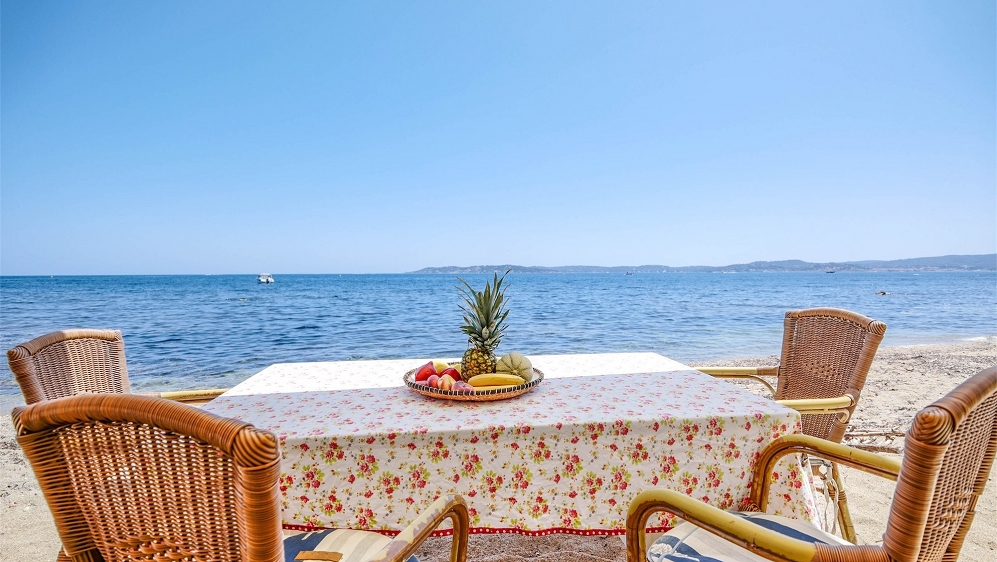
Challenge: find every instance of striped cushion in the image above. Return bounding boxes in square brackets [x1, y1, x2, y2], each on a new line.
[283, 529, 419, 562]
[647, 513, 850, 562]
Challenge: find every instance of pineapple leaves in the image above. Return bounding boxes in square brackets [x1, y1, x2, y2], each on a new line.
[456, 270, 511, 351]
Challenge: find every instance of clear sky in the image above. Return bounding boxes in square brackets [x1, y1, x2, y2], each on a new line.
[1, 1, 994, 274]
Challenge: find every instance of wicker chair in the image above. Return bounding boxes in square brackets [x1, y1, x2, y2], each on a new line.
[7, 329, 131, 404]
[627, 365, 997, 562]
[7, 329, 226, 405]
[694, 308, 887, 541]
[13, 394, 469, 562]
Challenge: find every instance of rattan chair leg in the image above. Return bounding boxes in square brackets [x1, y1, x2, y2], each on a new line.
[832, 463, 857, 544]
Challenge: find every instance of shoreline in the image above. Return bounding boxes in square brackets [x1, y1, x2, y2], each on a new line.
[2, 339, 994, 561]
[2, 334, 994, 409]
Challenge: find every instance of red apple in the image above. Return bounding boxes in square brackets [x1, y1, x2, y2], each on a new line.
[427, 374, 441, 389]
[439, 367, 461, 381]
[415, 361, 437, 382]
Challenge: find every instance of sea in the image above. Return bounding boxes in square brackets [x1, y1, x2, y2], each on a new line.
[1, 272, 994, 397]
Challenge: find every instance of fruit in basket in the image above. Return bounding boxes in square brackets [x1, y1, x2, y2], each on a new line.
[427, 374, 440, 389]
[467, 373, 526, 387]
[439, 367, 461, 380]
[453, 380, 474, 392]
[496, 352, 533, 382]
[415, 361, 438, 382]
[458, 271, 510, 380]
[432, 359, 451, 373]
[439, 374, 457, 390]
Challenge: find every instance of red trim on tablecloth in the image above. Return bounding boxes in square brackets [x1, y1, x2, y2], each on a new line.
[282, 523, 673, 537]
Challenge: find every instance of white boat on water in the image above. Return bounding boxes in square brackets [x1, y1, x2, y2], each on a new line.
[258, 273, 274, 284]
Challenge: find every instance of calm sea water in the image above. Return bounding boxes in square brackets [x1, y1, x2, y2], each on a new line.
[1, 272, 994, 396]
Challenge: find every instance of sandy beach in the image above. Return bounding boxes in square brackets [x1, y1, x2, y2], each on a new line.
[2, 339, 994, 562]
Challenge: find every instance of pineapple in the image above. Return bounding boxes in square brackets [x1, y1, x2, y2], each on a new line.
[457, 271, 510, 380]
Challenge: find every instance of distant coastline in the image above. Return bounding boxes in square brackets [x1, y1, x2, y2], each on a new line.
[410, 254, 996, 274]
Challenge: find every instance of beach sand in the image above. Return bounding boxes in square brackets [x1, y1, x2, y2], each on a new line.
[2, 339, 994, 562]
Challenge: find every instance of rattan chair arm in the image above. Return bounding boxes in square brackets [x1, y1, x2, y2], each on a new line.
[626, 489, 816, 562]
[695, 367, 779, 396]
[751, 435, 902, 511]
[137, 389, 230, 404]
[776, 395, 853, 415]
[366, 494, 469, 562]
[693, 366, 779, 376]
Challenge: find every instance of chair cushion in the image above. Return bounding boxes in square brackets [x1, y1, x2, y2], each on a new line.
[647, 513, 850, 562]
[283, 529, 419, 562]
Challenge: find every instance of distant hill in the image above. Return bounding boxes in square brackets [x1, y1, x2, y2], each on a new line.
[409, 254, 996, 274]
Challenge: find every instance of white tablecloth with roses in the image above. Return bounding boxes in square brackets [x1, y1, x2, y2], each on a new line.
[204, 353, 817, 536]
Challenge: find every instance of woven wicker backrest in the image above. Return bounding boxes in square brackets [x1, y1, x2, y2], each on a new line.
[883, 366, 997, 562]
[12, 394, 283, 562]
[776, 308, 887, 442]
[6, 329, 130, 404]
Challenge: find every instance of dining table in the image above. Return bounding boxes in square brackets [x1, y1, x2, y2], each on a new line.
[202, 352, 818, 536]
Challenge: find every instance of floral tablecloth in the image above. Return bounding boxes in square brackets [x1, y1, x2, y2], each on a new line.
[204, 355, 816, 536]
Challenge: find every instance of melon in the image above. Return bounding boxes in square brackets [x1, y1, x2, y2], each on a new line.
[496, 352, 533, 382]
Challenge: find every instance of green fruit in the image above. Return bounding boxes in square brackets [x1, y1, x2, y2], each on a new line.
[496, 352, 532, 382]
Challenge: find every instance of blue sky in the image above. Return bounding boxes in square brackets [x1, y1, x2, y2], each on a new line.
[2, 1, 994, 274]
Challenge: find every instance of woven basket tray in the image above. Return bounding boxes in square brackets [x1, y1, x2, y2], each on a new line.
[403, 367, 544, 402]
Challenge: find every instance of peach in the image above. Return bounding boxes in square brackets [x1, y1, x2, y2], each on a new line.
[439, 374, 456, 390]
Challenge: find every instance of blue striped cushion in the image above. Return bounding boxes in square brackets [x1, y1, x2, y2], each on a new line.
[283, 529, 419, 562]
[647, 513, 849, 562]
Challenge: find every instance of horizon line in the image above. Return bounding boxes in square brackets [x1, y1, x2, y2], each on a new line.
[1, 252, 994, 277]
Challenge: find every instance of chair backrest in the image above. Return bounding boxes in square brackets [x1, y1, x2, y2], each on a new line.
[776, 308, 887, 442]
[12, 394, 283, 562]
[882, 366, 997, 562]
[6, 329, 130, 404]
